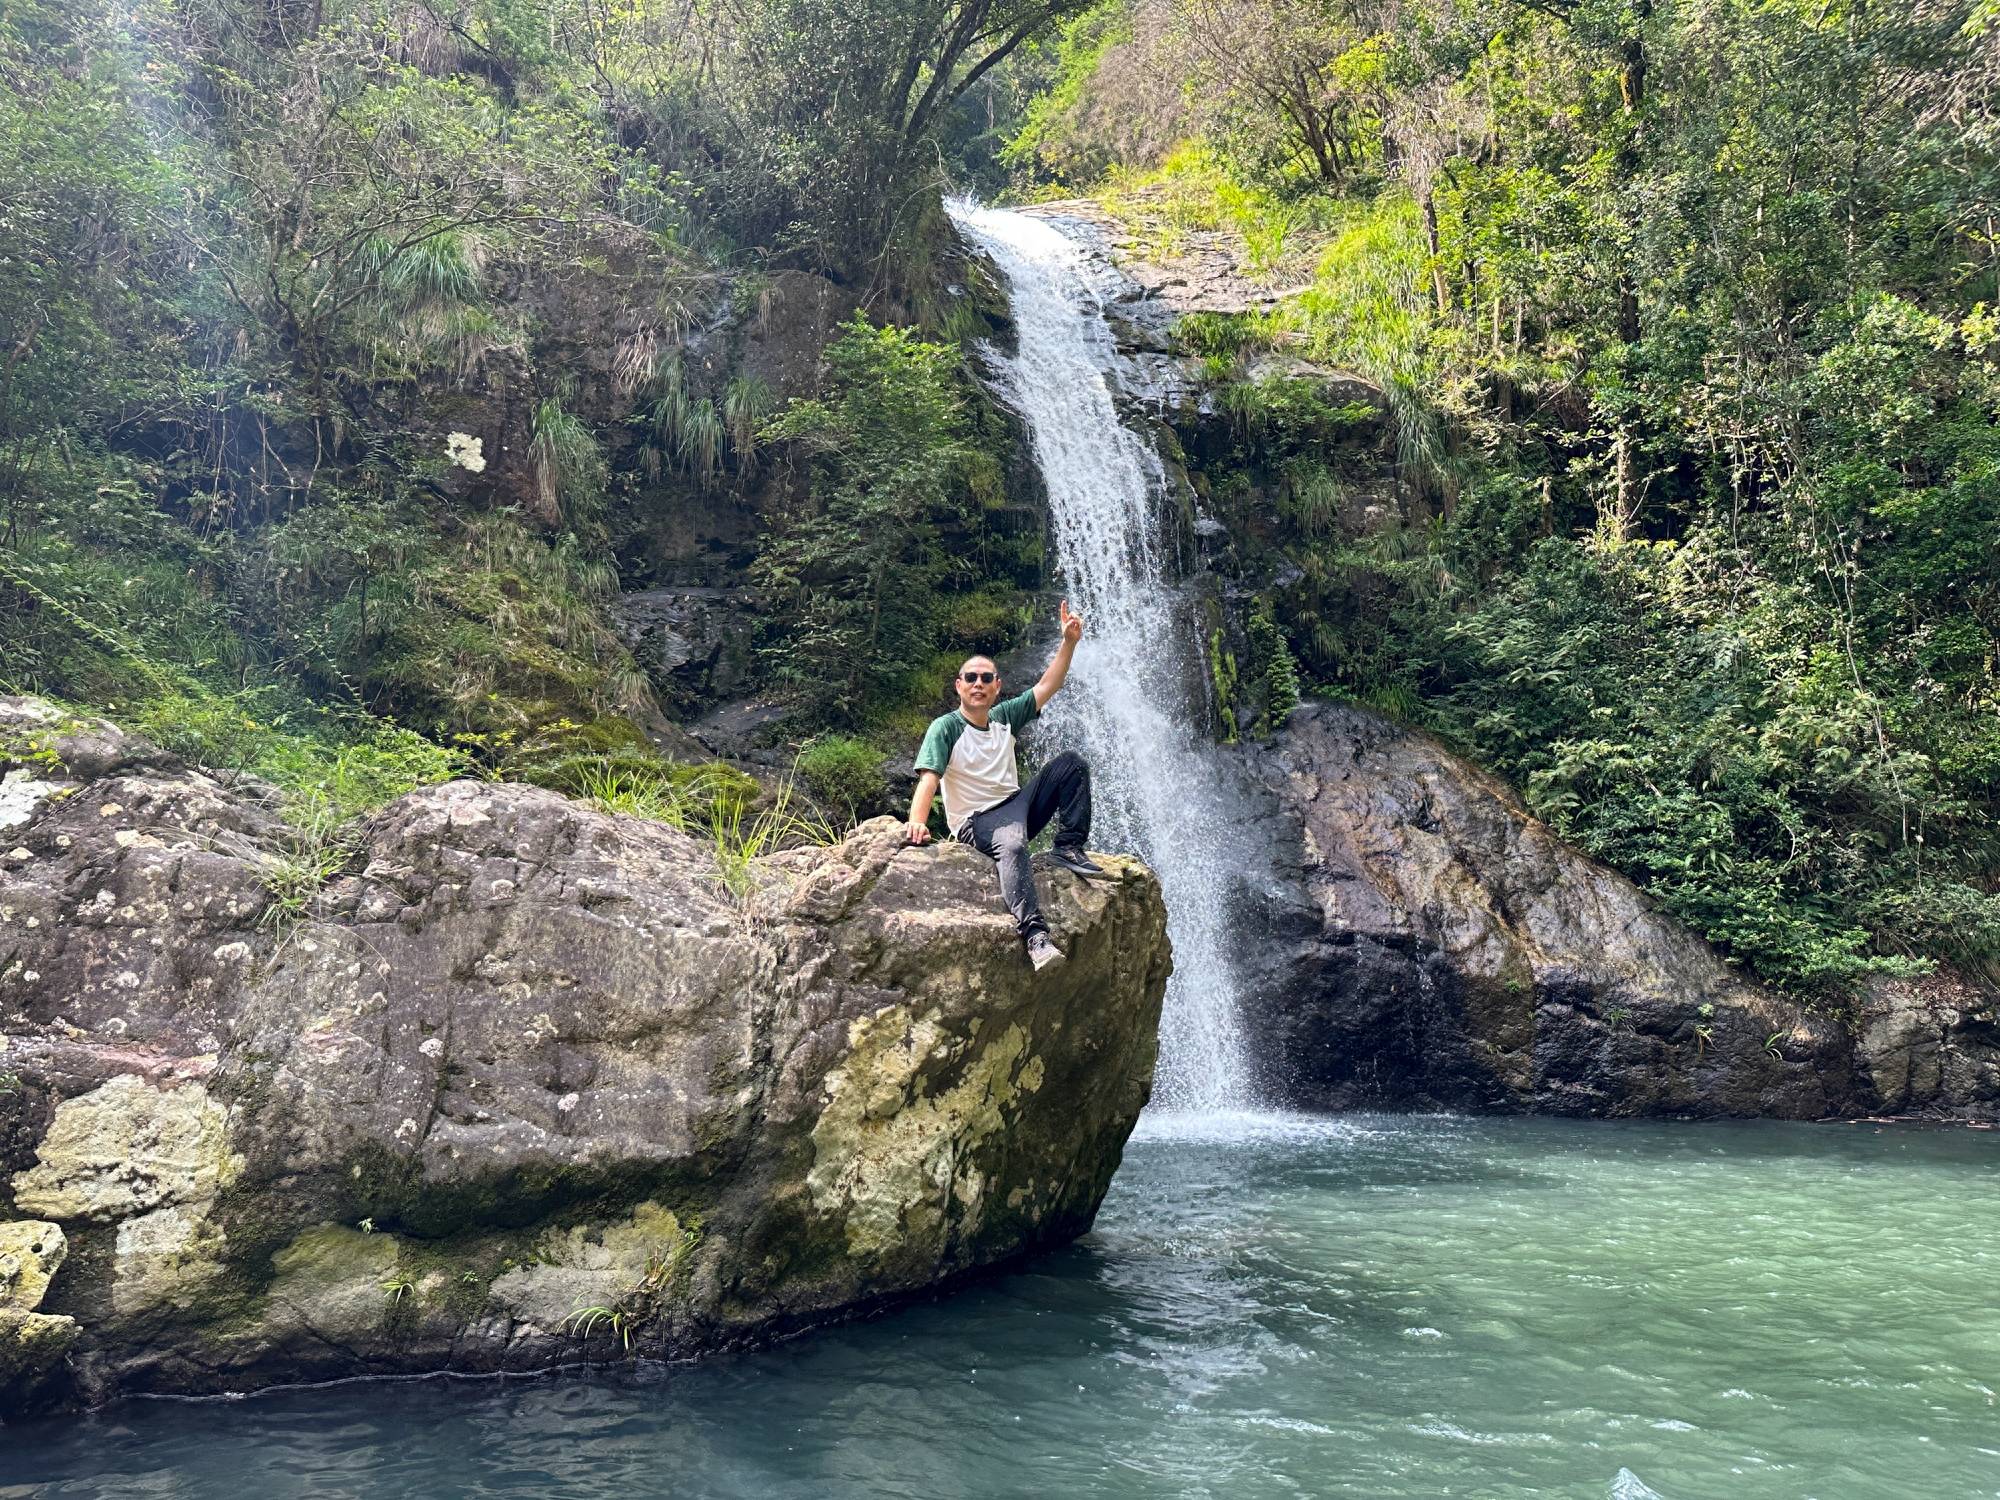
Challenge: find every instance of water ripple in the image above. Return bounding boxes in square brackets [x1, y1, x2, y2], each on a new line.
[7, 1116, 2000, 1499]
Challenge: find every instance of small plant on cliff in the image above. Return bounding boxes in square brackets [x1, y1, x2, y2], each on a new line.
[707, 776, 836, 897]
[1246, 602, 1301, 740]
[569, 757, 831, 896]
[722, 375, 773, 477]
[1209, 629, 1240, 744]
[528, 398, 607, 527]
[565, 1304, 636, 1349]
[259, 801, 367, 933]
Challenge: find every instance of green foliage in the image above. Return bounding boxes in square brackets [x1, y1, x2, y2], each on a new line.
[565, 759, 759, 829]
[1209, 629, 1240, 744]
[1245, 602, 1301, 740]
[755, 316, 1007, 729]
[1172, 311, 1275, 363]
[1002, 6, 1139, 187]
[705, 776, 838, 896]
[941, 589, 1031, 654]
[558, 753, 832, 897]
[529, 400, 606, 527]
[0, 0, 682, 757]
[604, 0, 1095, 269]
[1006, 0, 2000, 999]
[1362, 524, 1993, 995]
[797, 735, 889, 824]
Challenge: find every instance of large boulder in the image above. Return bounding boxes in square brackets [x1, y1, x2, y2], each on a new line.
[0, 698, 1169, 1414]
[1236, 702, 2000, 1120]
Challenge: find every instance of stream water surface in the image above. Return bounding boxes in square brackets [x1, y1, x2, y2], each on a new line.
[8, 1114, 1998, 1499]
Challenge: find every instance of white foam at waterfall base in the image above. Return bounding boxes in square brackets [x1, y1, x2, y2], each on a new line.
[949, 201, 1256, 1116]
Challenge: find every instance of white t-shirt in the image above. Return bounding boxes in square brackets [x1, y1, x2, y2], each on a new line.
[913, 690, 1041, 837]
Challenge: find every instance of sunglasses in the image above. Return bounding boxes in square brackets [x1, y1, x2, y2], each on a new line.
[960, 671, 996, 684]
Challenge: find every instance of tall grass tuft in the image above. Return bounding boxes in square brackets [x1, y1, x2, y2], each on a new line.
[571, 758, 833, 897]
[529, 399, 605, 523]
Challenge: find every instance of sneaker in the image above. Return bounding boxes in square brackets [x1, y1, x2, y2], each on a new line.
[1025, 931, 1066, 972]
[1047, 845, 1105, 878]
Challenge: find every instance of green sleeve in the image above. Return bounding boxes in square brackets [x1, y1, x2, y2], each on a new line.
[914, 713, 963, 775]
[992, 689, 1041, 729]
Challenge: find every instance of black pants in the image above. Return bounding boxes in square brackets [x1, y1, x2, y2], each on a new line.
[964, 750, 1093, 939]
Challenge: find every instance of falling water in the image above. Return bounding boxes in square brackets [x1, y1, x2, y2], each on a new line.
[949, 202, 1254, 1115]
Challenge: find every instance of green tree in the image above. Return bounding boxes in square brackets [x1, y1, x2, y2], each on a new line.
[755, 316, 985, 724]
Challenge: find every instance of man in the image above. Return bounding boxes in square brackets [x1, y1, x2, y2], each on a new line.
[906, 600, 1104, 972]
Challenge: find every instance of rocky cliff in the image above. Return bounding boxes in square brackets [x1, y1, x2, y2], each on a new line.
[1238, 703, 2000, 1120]
[0, 698, 1170, 1415]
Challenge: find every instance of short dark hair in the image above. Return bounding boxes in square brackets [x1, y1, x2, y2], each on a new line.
[957, 655, 997, 676]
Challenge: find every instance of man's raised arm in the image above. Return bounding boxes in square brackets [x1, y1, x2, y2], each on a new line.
[1032, 600, 1086, 712]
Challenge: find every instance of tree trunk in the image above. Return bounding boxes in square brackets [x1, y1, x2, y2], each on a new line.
[1422, 192, 1450, 315]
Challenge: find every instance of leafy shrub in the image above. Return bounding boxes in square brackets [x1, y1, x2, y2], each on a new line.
[568, 758, 830, 895]
[941, 590, 1029, 654]
[798, 735, 888, 823]
[755, 316, 1001, 728]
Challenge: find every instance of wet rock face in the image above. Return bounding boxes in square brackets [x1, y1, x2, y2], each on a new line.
[614, 585, 764, 717]
[0, 698, 1169, 1414]
[1238, 703, 2000, 1120]
[1013, 200, 1384, 428]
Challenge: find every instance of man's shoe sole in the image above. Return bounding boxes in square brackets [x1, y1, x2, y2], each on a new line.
[1029, 945, 1066, 973]
[1047, 851, 1106, 878]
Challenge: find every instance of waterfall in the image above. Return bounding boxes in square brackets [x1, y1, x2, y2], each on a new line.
[949, 202, 1255, 1116]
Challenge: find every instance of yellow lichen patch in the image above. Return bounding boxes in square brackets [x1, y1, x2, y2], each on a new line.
[0, 1305, 77, 1387]
[0, 1221, 65, 1313]
[263, 1225, 402, 1342]
[806, 1006, 1041, 1260]
[11, 1076, 244, 1323]
[111, 1204, 230, 1318]
[489, 1202, 692, 1332]
[11, 1075, 242, 1222]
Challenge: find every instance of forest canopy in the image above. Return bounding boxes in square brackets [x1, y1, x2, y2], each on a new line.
[2, 0, 1997, 1000]
[997, 0, 2000, 993]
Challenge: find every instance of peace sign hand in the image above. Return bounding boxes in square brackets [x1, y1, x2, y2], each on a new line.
[1060, 600, 1084, 644]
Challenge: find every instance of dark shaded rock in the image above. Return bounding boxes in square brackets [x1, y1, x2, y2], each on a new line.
[615, 585, 764, 717]
[731, 270, 862, 402]
[1853, 971, 2000, 1117]
[1236, 702, 2000, 1120]
[0, 698, 1169, 1414]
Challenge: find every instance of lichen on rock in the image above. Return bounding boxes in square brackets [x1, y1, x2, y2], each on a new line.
[490, 1201, 695, 1332]
[808, 1009, 1038, 1258]
[0, 1220, 76, 1403]
[12, 1075, 242, 1222]
[0, 1220, 66, 1313]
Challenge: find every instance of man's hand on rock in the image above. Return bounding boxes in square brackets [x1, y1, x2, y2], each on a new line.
[905, 821, 932, 845]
